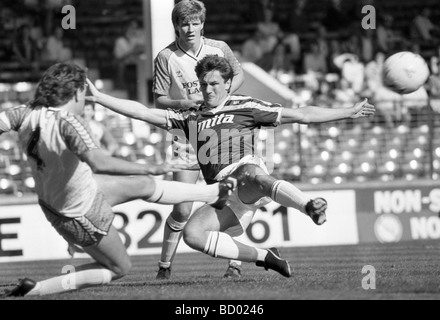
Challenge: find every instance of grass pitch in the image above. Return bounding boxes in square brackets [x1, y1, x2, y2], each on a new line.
[1, 240, 439, 301]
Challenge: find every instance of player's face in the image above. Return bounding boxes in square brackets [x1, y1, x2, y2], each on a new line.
[199, 70, 231, 108]
[176, 17, 203, 47]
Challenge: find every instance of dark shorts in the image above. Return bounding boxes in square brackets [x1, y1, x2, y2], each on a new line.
[39, 191, 114, 247]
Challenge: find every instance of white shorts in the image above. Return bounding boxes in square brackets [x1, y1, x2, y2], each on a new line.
[215, 155, 272, 234]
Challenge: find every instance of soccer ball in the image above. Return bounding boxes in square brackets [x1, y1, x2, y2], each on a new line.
[383, 51, 430, 94]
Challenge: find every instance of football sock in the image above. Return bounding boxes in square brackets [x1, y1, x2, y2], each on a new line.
[27, 266, 113, 296]
[270, 180, 310, 213]
[229, 259, 242, 266]
[159, 215, 187, 269]
[228, 233, 249, 266]
[257, 250, 268, 262]
[203, 231, 266, 263]
[145, 179, 219, 204]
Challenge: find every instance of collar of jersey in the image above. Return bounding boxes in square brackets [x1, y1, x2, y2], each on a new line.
[200, 95, 230, 114]
[176, 37, 204, 60]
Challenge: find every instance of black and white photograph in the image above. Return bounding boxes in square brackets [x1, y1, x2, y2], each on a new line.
[0, 0, 439, 308]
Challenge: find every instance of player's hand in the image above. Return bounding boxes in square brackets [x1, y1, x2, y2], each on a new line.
[351, 98, 376, 119]
[85, 78, 100, 102]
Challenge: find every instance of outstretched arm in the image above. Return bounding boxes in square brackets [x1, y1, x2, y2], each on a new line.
[154, 93, 204, 110]
[81, 148, 190, 176]
[86, 79, 170, 130]
[280, 99, 375, 124]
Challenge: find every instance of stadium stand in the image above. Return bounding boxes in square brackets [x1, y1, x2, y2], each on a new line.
[1, 0, 440, 197]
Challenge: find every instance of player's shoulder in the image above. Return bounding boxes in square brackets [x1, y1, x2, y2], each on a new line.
[169, 107, 198, 117]
[2, 103, 29, 114]
[56, 110, 88, 128]
[227, 95, 281, 109]
[156, 42, 178, 60]
[1, 104, 31, 125]
[228, 94, 263, 105]
[228, 94, 252, 103]
[203, 37, 230, 49]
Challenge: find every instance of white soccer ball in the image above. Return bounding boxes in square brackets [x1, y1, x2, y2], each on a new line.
[383, 51, 430, 94]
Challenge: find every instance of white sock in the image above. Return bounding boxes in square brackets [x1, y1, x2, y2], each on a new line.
[203, 231, 263, 263]
[228, 233, 249, 266]
[271, 180, 310, 213]
[229, 259, 242, 266]
[146, 180, 219, 204]
[159, 216, 187, 268]
[27, 268, 113, 296]
[257, 250, 268, 262]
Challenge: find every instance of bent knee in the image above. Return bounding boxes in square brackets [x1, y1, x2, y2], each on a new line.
[111, 259, 132, 278]
[182, 226, 204, 251]
[170, 203, 194, 218]
[233, 164, 265, 182]
[182, 226, 195, 246]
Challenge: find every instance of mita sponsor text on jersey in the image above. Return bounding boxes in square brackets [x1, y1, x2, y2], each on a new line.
[167, 95, 283, 183]
[197, 113, 235, 132]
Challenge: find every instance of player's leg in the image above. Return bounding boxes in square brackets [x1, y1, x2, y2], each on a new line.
[156, 169, 199, 279]
[183, 204, 257, 261]
[183, 204, 291, 277]
[223, 233, 246, 279]
[19, 226, 130, 296]
[6, 194, 130, 297]
[93, 173, 230, 208]
[232, 164, 327, 225]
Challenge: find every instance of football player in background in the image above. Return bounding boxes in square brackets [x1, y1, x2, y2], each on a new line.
[86, 55, 375, 278]
[153, 0, 245, 280]
[1, 62, 235, 297]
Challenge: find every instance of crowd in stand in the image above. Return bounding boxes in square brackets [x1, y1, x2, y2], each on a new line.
[0, 11, 73, 71]
[1, 0, 440, 195]
[238, 0, 440, 128]
[0, 4, 146, 101]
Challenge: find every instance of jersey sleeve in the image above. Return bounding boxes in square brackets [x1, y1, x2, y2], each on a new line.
[60, 114, 100, 156]
[0, 105, 27, 134]
[153, 50, 172, 97]
[251, 100, 283, 127]
[166, 109, 191, 132]
[218, 41, 242, 76]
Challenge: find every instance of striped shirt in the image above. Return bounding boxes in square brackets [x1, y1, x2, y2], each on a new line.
[0, 105, 99, 217]
[153, 37, 242, 101]
[166, 95, 283, 184]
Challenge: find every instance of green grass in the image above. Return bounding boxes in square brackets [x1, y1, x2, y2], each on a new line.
[1, 240, 440, 300]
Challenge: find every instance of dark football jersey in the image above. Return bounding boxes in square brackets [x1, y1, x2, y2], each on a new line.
[167, 95, 283, 183]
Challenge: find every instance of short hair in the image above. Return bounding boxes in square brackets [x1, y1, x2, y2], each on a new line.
[172, 0, 206, 29]
[195, 55, 234, 82]
[30, 63, 86, 109]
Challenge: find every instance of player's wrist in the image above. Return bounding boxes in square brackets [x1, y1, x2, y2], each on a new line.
[93, 91, 106, 104]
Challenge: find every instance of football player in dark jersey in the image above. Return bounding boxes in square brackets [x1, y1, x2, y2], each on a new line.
[87, 55, 375, 277]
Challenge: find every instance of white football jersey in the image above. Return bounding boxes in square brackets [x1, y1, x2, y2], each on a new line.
[153, 37, 242, 101]
[0, 105, 99, 217]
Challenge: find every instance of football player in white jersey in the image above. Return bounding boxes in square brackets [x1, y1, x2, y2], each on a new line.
[86, 55, 375, 278]
[1, 62, 236, 297]
[153, 0, 245, 279]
